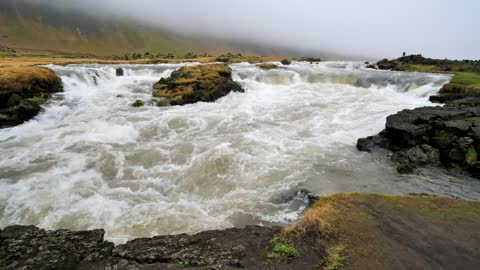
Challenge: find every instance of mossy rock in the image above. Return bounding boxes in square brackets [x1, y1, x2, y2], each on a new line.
[0, 67, 62, 108]
[153, 64, 244, 105]
[0, 67, 62, 128]
[156, 99, 170, 107]
[7, 93, 22, 107]
[131, 100, 144, 107]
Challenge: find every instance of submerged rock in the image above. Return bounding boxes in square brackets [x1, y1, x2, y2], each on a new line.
[301, 57, 322, 64]
[116, 67, 124, 77]
[131, 100, 145, 107]
[257, 63, 279, 70]
[153, 64, 244, 106]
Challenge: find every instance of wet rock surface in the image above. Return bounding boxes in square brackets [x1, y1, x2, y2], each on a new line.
[1, 225, 322, 270]
[116, 67, 124, 77]
[357, 105, 480, 178]
[153, 64, 244, 106]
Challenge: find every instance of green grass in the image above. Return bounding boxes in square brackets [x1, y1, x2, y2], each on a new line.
[450, 73, 480, 88]
[268, 237, 301, 259]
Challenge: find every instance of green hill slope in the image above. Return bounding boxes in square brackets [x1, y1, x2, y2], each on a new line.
[0, 0, 249, 57]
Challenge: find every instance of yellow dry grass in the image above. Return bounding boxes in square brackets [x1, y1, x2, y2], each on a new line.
[288, 193, 480, 270]
[0, 66, 60, 92]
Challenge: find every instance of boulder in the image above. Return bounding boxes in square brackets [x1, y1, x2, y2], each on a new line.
[153, 64, 244, 106]
[116, 67, 124, 76]
[131, 100, 144, 107]
[281, 59, 292, 65]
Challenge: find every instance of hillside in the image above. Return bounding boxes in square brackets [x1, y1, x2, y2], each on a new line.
[0, 0, 255, 57]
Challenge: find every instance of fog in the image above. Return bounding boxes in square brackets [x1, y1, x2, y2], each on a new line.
[29, 0, 480, 59]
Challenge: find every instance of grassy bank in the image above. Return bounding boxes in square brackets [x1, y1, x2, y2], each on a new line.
[0, 55, 295, 67]
[287, 193, 480, 270]
[375, 55, 480, 96]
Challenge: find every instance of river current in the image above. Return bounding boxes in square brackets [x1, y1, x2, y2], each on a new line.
[1, 61, 478, 243]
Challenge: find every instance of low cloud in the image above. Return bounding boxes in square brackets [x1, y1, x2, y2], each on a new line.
[22, 0, 480, 59]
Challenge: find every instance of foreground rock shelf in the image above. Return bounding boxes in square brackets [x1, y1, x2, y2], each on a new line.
[1, 193, 479, 270]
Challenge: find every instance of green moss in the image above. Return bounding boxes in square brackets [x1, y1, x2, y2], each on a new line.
[156, 99, 170, 107]
[177, 261, 190, 267]
[28, 95, 48, 105]
[466, 147, 478, 166]
[268, 237, 300, 259]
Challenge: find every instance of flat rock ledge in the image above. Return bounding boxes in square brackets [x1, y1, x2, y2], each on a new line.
[0, 225, 287, 270]
[0, 67, 63, 128]
[357, 102, 480, 177]
[153, 64, 244, 106]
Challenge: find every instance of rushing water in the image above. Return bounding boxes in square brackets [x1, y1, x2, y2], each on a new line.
[1, 61, 479, 243]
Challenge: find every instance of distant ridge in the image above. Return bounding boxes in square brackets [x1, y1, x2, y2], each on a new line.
[0, 0, 257, 57]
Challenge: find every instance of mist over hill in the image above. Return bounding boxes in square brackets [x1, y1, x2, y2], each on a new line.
[0, 0, 342, 58]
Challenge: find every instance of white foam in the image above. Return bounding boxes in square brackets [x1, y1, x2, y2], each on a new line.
[0, 62, 478, 244]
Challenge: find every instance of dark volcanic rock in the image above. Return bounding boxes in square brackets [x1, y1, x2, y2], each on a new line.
[113, 226, 280, 269]
[116, 67, 124, 77]
[0, 225, 113, 270]
[357, 105, 480, 178]
[1, 225, 298, 270]
[15, 100, 41, 121]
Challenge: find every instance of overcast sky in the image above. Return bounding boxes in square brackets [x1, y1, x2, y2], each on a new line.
[40, 0, 480, 59]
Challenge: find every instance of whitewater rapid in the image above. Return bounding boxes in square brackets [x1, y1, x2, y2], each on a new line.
[1, 61, 479, 243]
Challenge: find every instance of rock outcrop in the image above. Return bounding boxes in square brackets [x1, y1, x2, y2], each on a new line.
[357, 105, 480, 177]
[153, 64, 244, 106]
[280, 59, 292, 65]
[0, 225, 284, 270]
[0, 67, 62, 128]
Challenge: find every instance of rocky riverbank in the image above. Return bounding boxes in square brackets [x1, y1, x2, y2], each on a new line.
[1, 193, 479, 270]
[360, 56, 480, 178]
[0, 67, 62, 128]
[153, 63, 244, 105]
